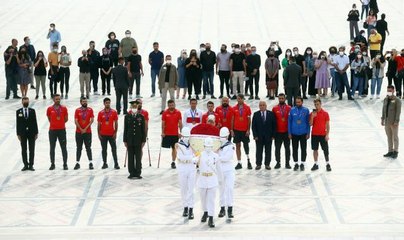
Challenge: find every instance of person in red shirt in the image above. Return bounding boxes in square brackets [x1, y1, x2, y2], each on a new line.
[162, 99, 183, 169]
[202, 101, 221, 128]
[46, 94, 68, 170]
[394, 49, 404, 98]
[232, 94, 252, 170]
[97, 97, 120, 170]
[74, 97, 94, 170]
[215, 97, 234, 140]
[309, 99, 331, 172]
[272, 93, 292, 169]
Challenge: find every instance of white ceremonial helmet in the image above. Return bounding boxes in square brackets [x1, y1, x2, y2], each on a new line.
[220, 127, 230, 138]
[207, 114, 215, 122]
[181, 127, 191, 138]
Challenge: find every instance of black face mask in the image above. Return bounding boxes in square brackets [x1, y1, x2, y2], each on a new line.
[137, 106, 142, 110]
[206, 47, 211, 51]
[23, 103, 29, 108]
[133, 51, 138, 54]
[401, 53, 404, 57]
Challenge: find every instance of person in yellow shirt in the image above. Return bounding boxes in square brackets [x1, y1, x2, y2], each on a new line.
[369, 29, 382, 59]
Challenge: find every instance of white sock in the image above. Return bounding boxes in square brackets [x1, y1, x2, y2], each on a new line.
[76, 161, 80, 164]
[315, 162, 318, 165]
[326, 161, 330, 165]
[238, 160, 241, 164]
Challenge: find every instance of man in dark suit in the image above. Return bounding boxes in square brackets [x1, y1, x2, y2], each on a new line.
[252, 101, 276, 170]
[284, 56, 302, 106]
[124, 100, 146, 179]
[112, 57, 129, 115]
[16, 97, 38, 171]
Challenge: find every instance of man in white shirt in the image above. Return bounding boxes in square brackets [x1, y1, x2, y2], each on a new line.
[182, 98, 203, 129]
[333, 47, 353, 100]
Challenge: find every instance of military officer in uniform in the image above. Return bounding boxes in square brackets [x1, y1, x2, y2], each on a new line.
[124, 100, 146, 179]
[217, 127, 235, 219]
[16, 97, 38, 171]
[198, 137, 219, 228]
[175, 127, 197, 219]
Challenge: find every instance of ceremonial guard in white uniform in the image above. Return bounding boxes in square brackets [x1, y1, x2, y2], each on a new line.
[217, 127, 235, 219]
[175, 127, 197, 219]
[197, 137, 219, 228]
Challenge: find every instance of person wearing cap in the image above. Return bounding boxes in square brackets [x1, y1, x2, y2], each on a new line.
[124, 100, 146, 179]
[197, 137, 219, 228]
[162, 99, 183, 169]
[217, 127, 235, 219]
[175, 127, 197, 219]
[74, 97, 94, 170]
[202, 101, 221, 128]
[119, 30, 138, 61]
[158, 55, 178, 114]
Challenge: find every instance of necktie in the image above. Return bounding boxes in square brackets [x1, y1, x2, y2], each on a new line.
[24, 109, 28, 119]
[261, 111, 265, 122]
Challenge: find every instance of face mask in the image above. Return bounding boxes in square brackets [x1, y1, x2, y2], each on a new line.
[386, 92, 393, 97]
[200, 48, 205, 52]
[111, 36, 115, 40]
[362, 52, 367, 56]
[361, 33, 366, 37]
[376, 55, 381, 59]
[251, 51, 256, 55]
[126, 34, 131, 38]
[353, 7, 356, 10]
[313, 55, 318, 58]
[321, 55, 325, 59]
[53, 49, 58, 53]
[293, 51, 298, 56]
[220, 49, 226, 53]
[235, 48, 241, 53]
[50, 27, 54, 31]
[401, 53, 404, 57]
[306, 51, 312, 54]
[81, 103, 87, 108]
[103, 51, 108, 55]
[23, 103, 29, 108]
[133, 50, 138, 54]
[355, 48, 360, 53]
[206, 47, 211, 51]
[286, 52, 291, 56]
[166, 60, 172, 64]
[339, 52, 344, 56]
[357, 55, 362, 59]
[182, 53, 187, 58]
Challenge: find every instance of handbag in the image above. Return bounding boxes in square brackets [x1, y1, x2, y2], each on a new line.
[363, 22, 368, 28]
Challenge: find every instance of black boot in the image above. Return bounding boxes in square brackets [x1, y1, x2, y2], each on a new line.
[182, 207, 188, 217]
[228, 206, 234, 218]
[188, 208, 194, 220]
[208, 216, 215, 228]
[218, 206, 225, 218]
[201, 211, 208, 222]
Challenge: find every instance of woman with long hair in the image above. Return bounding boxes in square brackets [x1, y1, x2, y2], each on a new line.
[314, 51, 330, 97]
[58, 45, 71, 99]
[34, 50, 48, 99]
[185, 49, 202, 100]
[17, 46, 32, 97]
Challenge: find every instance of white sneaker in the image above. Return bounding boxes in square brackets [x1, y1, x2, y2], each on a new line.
[370, 95, 374, 100]
[94, 91, 100, 95]
[376, 95, 380, 99]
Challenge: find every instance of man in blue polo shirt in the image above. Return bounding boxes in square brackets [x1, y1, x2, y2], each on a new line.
[148, 42, 164, 97]
[288, 96, 310, 171]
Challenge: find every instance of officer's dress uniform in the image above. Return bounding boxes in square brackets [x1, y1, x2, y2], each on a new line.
[217, 140, 235, 217]
[198, 150, 219, 218]
[176, 140, 197, 216]
[124, 111, 146, 178]
[16, 107, 38, 169]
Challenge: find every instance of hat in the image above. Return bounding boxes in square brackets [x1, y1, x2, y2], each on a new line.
[125, 30, 131, 34]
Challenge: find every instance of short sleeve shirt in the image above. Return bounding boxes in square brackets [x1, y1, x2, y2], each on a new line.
[272, 104, 291, 133]
[47, 105, 68, 130]
[233, 103, 251, 131]
[230, 53, 246, 71]
[75, 107, 94, 133]
[215, 106, 234, 130]
[128, 54, 142, 73]
[369, 33, 382, 51]
[139, 109, 149, 122]
[97, 109, 118, 136]
[334, 55, 350, 70]
[162, 109, 182, 136]
[310, 109, 330, 136]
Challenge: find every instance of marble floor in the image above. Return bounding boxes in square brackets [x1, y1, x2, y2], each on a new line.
[1, 0, 404, 239]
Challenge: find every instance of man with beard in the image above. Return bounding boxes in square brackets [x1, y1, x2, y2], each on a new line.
[162, 99, 183, 169]
[16, 97, 38, 171]
[272, 94, 291, 169]
[215, 97, 234, 141]
[74, 97, 94, 170]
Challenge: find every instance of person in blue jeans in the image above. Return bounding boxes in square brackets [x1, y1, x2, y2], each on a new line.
[333, 47, 354, 100]
[350, 54, 366, 98]
[370, 53, 386, 99]
[148, 42, 164, 97]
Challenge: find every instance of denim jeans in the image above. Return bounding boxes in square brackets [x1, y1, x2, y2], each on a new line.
[330, 68, 337, 95]
[351, 76, 364, 96]
[361, 4, 369, 20]
[150, 68, 159, 94]
[202, 71, 214, 96]
[371, 77, 383, 95]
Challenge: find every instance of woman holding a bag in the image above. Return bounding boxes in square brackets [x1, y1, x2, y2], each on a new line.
[265, 50, 279, 100]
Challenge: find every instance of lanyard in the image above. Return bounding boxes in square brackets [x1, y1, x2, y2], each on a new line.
[53, 105, 61, 117]
[104, 110, 112, 122]
[279, 104, 285, 118]
[238, 104, 243, 117]
[81, 107, 88, 120]
[222, 107, 228, 118]
[190, 109, 197, 120]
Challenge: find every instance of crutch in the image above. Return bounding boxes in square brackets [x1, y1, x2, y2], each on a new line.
[157, 139, 162, 168]
[147, 138, 152, 167]
[124, 149, 128, 168]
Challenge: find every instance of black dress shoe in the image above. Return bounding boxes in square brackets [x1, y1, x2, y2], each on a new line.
[188, 96, 192, 100]
[255, 96, 260, 100]
[196, 95, 200, 100]
[74, 163, 80, 170]
[114, 164, 120, 170]
[218, 207, 225, 218]
[293, 164, 299, 171]
[235, 163, 242, 170]
[188, 208, 194, 219]
[29, 166, 35, 171]
[311, 164, 319, 171]
[89, 162, 94, 170]
[392, 151, 398, 159]
[171, 162, 176, 169]
[274, 162, 281, 169]
[247, 161, 252, 170]
[202, 95, 206, 99]
[211, 95, 216, 99]
[13, 95, 21, 99]
[127, 175, 135, 179]
[300, 164, 305, 171]
[208, 216, 215, 228]
[248, 96, 253, 100]
[201, 212, 208, 222]
[303, 96, 308, 99]
[265, 165, 271, 170]
[285, 163, 292, 169]
[182, 207, 188, 217]
[102, 163, 108, 169]
[383, 152, 393, 157]
[227, 206, 234, 218]
[49, 164, 55, 170]
[326, 164, 332, 172]
[63, 164, 68, 170]
[21, 166, 29, 171]
[136, 176, 143, 179]
[255, 165, 261, 170]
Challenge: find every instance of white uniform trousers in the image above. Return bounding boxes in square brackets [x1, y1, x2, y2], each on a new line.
[219, 170, 235, 207]
[199, 187, 217, 216]
[178, 168, 196, 208]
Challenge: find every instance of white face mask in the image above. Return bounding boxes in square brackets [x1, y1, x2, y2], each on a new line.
[286, 52, 291, 56]
[293, 51, 299, 56]
[126, 34, 131, 38]
[53, 48, 58, 53]
[386, 92, 393, 97]
[362, 33, 366, 37]
[307, 51, 312, 55]
[339, 52, 344, 56]
[313, 55, 318, 58]
[235, 48, 241, 53]
[200, 48, 205, 52]
[166, 60, 172, 64]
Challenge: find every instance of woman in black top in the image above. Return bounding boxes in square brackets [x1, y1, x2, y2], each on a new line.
[185, 49, 202, 100]
[34, 51, 48, 99]
[100, 48, 113, 95]
[347, 4, 360, 40]
[105, 32, 120, 67]
[385, 50, 398, 87]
